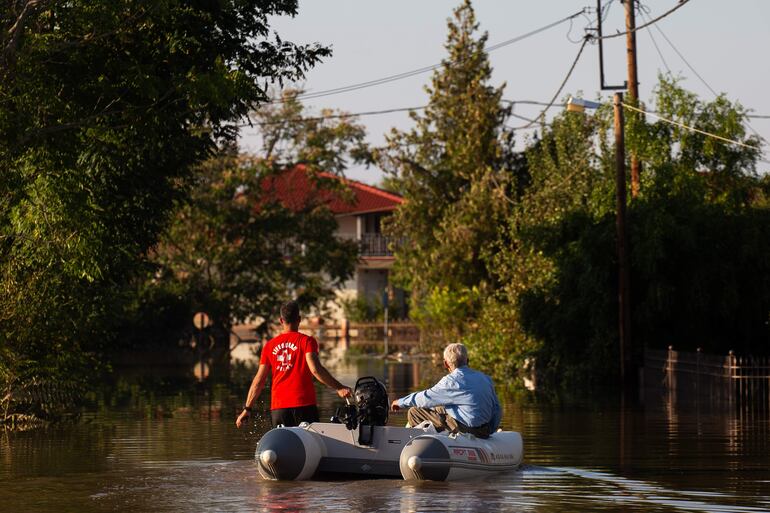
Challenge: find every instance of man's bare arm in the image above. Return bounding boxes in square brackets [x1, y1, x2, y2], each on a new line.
[236, 363, 268, 428]
[305, 352, 352, 398]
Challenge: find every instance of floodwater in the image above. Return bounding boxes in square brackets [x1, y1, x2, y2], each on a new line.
[2, 357, 769, 513]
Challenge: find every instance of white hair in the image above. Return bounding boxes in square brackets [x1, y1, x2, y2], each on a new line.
[443, 343, 468, 369]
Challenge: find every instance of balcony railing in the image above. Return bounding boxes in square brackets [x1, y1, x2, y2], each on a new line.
[359, 233, 395, 257]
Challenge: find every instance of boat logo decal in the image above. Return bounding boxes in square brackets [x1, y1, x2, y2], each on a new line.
[451, 447, 479, 462]
[449, 446, 498, 464]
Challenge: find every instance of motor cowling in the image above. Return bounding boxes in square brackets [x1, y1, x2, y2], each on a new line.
[354, 376, 388, 426]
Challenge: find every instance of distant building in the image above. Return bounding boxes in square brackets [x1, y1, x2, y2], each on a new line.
[266, 165, 405, 321]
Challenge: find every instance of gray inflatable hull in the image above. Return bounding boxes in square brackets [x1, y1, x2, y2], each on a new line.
[255, 421, 523, 481]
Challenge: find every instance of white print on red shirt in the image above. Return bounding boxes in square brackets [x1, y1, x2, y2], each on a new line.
[273, 341, 298, 372]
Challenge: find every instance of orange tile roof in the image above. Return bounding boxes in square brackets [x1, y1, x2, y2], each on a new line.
[261, 164, 402, 215]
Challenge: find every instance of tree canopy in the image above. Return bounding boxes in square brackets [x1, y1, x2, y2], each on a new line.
[376, 0, 520, 343]
[372, 1, 768, 388]
[1, 1, 330, 424]
[472, 77, 769, 386]
[123, 94, 365, 359]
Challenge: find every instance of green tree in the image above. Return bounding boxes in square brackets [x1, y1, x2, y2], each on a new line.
[468, 107, 607, 381]
[119, 94, 365, 370]
[0, 1, 329, 424]
[479, 77, 768, 387]
[376, 0, 518, 343]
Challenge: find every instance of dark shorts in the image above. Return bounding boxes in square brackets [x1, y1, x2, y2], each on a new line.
[271, 404, 319, 427]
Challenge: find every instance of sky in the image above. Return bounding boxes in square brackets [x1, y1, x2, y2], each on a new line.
[239, 0, 770, 185]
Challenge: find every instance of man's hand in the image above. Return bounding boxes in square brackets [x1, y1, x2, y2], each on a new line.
[390, 399, 401, 412]
[336, 386, 352, 399]
[235, 408, 250, 428]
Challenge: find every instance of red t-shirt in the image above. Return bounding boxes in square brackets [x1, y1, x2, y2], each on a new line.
[260, 331, 319, 409]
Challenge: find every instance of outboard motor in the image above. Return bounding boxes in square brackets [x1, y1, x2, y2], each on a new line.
[354, 376, 388, 445]
[354, 376, 389, 427]
[331, 376, 388, 446]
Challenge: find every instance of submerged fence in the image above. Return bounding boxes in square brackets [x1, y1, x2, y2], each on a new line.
[315, 321, 421, 352]
[644, 347, 770, 411]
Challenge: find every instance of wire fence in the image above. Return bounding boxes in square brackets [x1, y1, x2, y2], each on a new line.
[644, 347, 770, 413]
[318, 321, 420, 352]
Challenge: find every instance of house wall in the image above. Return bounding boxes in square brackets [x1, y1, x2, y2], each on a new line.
[324, 214, 357, 322]
[336, 215, 357, 240]
[325, 212, 401, 323]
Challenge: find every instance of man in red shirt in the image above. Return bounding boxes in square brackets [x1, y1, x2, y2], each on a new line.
[235, 301, 352, 428]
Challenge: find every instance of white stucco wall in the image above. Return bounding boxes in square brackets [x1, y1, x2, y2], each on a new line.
[336, 214, 358, 240]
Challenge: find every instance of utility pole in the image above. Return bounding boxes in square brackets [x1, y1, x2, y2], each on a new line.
[596, 0, 627, 91]
[614, 93, 632, 384]
[625, 0, 641, 197]
[595, 0, 636, 385]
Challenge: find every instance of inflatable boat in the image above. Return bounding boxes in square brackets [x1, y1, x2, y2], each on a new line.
[254, 377, 524, 481]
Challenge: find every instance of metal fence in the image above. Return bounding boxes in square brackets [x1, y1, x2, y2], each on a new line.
[359, 233, 396, 256]
[316, 321, 420, 352]
[644, 347, 770, 411]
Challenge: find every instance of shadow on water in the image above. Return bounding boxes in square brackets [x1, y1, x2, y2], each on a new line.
[2, 356, 769, 512]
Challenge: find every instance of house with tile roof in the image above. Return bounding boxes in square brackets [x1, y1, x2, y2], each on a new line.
[266, 165, 405, 321]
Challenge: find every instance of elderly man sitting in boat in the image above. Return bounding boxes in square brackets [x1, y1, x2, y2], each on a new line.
[391, 342, 501, 438]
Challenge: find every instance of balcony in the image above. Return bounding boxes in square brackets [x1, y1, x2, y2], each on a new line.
[359, 233, 395, 257]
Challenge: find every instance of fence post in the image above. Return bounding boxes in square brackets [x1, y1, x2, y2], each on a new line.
[341, 318, 350, 351]
[696, 347, 701, 398]
[666, 345, 675, 394]
[728, 350, 735, 409]
[764, 357, 770, 414]
[383, 290, 389, 356]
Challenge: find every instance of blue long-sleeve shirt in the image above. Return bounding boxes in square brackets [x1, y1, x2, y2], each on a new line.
[397, 366, 501, 431]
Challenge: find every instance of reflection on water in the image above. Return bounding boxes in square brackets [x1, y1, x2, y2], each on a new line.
[2, 357, 769, 512]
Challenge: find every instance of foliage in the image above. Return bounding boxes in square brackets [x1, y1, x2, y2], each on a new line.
[479, 77, 769, 387]
[340, 296, 373, 323]
[473, 106, 613, 385]
[340, 293, 403, 323]
[628, 179, 770, 355]
[375, 0, 521, 346]
[411, 286, 481, 348]
[0, 0, 329, 425]
[120, 95, 364, 355]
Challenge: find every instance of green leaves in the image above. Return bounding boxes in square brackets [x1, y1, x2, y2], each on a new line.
[494, 77, 769, 387]
[126, 97, 366, 349]
[377, 1, 514, 321]
[384, 28, 769, 389]
[1, 0, 331, 424]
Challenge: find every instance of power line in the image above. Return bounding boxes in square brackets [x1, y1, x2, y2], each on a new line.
[622, 102, 761, 150]
[485, 10, 587, 52]
[639, 8, 672, 75]
[594, 0, 690, 40]
[239, 106, 426, 128]
[569, 0, 616, 43]
[509, 112, 540, 124]
[238, 98, 770, 131]
[269, 9, 587, 104]
[503, 99, 568, 108]
[650, 19, 719, 97]
[237, 101, 770, 166]
[640, 5, 766, 143]
[509, 36, 591, 130]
